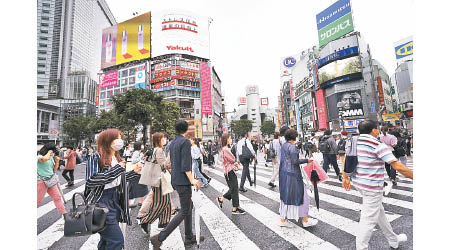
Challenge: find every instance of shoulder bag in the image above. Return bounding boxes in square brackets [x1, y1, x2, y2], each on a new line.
[139, 148, 162, 187]
[63, 192, 109, 237]
[38, 172, 59, 188]
[160, 169, 174, 196]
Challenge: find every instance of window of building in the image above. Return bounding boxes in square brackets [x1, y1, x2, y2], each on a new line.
[107, 90, 112, 98]
[100, 91, 105, 99]
[38, 71, 45, 74]
[42, 10, 50, 14]
[40, 30, 48, 34]
[121, 70, 128, 78]
[41, 16, 49, 21]
[39, 44, 47, 48]
[41, 23, 49, 26]
[129, 77, 135, 84]
[42, 3, 50, 7]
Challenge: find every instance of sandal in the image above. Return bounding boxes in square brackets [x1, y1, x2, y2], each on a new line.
[217, 197, 223, 209]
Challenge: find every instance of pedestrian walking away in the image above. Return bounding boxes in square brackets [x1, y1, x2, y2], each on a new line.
[150, 120, 204, 250]
[268, 130, 285, 188]
[191, 138, 209, 187]
[342, 120, 413, 250]
[63, 146, 77, 186]
[235, 131, 256, 192]
[319, 129, 342, 181]
[128, 141, 149, 208]
[37, 143, 67, 215]
[83, 128, 142, 250]
[217, 133, 246, 215]
[278, 129, 317, 228]
[137, 132, 173, 234]
[380, 126, 398, 187]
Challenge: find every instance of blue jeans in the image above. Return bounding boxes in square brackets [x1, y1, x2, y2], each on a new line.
[98, 224, 124, 250]
[192, 159, 207, 185]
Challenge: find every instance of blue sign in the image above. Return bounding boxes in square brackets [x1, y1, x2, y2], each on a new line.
[135, 83, 145, 89]
[394, 40, 413, 59]
[316, 0, 352, 30]
[370, 101, 375, 113]
[318, 46, 359, 67]
[283, 57, 297, 68]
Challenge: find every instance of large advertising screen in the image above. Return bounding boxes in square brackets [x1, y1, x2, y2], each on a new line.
[152, 10, 210, 59]
[316, 0, 354, 47]
[337, 89, 364, 118]
[116, 12, 151, 65]
[200, 62, 213, 133]
[101, 26, 117, 69]
[318, 56, 361, 86]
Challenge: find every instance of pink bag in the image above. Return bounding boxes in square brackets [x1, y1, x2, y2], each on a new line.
[303, 161, 328, 184]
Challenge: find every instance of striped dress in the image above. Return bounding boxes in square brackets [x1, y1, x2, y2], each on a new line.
[352, 134, 397, 192]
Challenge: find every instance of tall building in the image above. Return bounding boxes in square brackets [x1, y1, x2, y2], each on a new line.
[37, 0, 116, 144]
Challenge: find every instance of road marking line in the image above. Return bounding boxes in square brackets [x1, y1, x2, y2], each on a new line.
[38, 184, 86, 218]
[79, 234, 100, 250]
[149, 219, 185, 250]
[44, 179, 84, 198]
[208, 178, 339, 250]
[37, 217, 64, 250]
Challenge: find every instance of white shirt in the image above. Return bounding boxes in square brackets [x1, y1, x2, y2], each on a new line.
[104, 155, 121, 189]
[236, 137, 256, 161]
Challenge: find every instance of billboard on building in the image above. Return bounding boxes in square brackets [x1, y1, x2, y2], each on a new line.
[239, 97, 247, 105]
[200, 62, 213, 133]
[316, 89, 328, 129]
[135, 64, 146, 88]
[152, 10, 210, 59]
[101, 26, 117, 69]
[394, 36, 413, 64]
[336, 89, 364, 118]
[100, 71, 118, 88]
[318, 55, 362, 87]
[316, 0, 353, 47]
[318, 34, 358, 63]
[116, 12, 151, 66]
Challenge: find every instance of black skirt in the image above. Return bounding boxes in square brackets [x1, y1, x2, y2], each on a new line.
[128, 177, 149, 199]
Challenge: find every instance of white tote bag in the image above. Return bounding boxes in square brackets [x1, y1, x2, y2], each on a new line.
[160, 170, 174, 196]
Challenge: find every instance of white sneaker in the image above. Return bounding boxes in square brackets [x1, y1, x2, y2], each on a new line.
[302, 218, 318, 228]
[279, 220, 293, 228]
[389, 233, 407, 248]
[384, 181, 393, 196]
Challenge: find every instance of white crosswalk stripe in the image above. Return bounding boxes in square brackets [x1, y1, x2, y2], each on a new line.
[37, 155, 413, 249]
[44, 179, 84, 198]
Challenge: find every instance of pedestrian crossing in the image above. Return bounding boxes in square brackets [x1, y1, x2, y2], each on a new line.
[37, 156, 413, 250]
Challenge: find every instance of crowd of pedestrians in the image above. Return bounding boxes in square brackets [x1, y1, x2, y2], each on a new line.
[38, 118, 413, 250]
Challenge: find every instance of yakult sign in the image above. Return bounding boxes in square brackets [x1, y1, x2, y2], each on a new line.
[316, 0, 354, 47]
[152, 10, 210, 59]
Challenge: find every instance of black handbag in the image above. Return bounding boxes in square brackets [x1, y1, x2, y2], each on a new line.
[63, 192, 109, 237]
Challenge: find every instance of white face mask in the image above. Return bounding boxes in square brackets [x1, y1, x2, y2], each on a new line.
[162, 138, 167, 146]
[111, 139, 124, 151]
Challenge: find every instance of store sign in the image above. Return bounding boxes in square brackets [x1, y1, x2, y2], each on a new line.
[395, 41, 413, 59]
[135, 64, 146, 88]
[316, 89, 329, 129]
[283, 57, 296, 68]
[100, 70, 118, 88]
[318, 46, 359, 67]
[155, 62, 172, 71]
[318, 12, 354, 47]
[260, 97, 269, 106]
[376, 77, 385, 106]
[247, 85, 258, 94]
[382, 112, 402, 121]
[179, 61, 200, 71]
[152, 80, 175, 90]
[239, 97, 247, 104]
[153, 70, 172, 79]
[200, 62, 212, 115]
[316, 0, 352, 30]
[176, 68, 196, 78]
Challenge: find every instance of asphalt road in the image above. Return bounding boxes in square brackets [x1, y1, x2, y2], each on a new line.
[37, 152, 413, 250]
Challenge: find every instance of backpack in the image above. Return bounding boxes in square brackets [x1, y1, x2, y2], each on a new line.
[231, 144, 237, 158]
[337, 138, 347, 153]
[393, 137, 407, 158]
[240, 139, 254, 162]
[344, 136, 358, 177]
[318, 136, 331, 153]
[76, 154, 82, 164]
[267, 141, 276, 159]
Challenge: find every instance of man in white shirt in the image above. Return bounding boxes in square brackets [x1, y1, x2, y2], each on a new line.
[236, 131, 256, 192]
[268, 126, 288, 187]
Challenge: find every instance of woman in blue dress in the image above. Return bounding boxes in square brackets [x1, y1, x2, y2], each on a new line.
[279, 129, 318, 228]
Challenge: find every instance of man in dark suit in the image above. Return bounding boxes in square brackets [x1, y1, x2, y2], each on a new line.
[151, 120, 203, 249]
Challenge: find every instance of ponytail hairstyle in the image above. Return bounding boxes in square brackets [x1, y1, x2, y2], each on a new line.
[97, 128, 123, 168]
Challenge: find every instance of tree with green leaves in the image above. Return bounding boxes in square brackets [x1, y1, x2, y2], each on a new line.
[260, 120, 276, 137]
[62, 115, 96, 146]
[230, 119, 253, 139]
[151, 100, 180, 138]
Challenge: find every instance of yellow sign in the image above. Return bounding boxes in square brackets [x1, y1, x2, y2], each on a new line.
[116, 12, 151, 65]
[382, 112, 402, 121]
[194, 119, 202, 138]
[396, 41, 413, 57]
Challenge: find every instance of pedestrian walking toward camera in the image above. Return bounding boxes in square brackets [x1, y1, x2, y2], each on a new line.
[236, 131, 256, 192]
[37, 143, 67, 215]
[278, 129, 316, 228]
[150, 120, 204, 249]
[83, 128, 142, 250]
[63, 146, 77, 186]
[319, 129, 342, 181]
[217, 133, 246, 215]
[137, 132, 173, 234]
[128, 142, 149, 208]
[342, 120, 413, 250]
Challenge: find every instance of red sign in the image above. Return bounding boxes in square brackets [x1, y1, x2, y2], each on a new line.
[153, 70, 171, 79]
[200, 62, 212, 115]
[316, 89, 329, 129]
[176, 68, 196, 78]
[260, 97, 269, 106]
[100, 71, 118, 88]
[239, 97, 247, 104]
[153, 80, 175, 89]
[377, 77, 385, 106]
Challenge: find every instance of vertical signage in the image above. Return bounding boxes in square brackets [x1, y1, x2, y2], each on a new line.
[376, 76, 385, 106]
[316, 0, 354, 47]
[135, 64, 146, 88]
[200, 62, 212, 133]
[316, 89, 329, 129]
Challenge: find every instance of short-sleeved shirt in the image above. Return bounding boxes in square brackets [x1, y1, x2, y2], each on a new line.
[37, 155, 55, 180]
[352, 134, 397, 192]
[169, 135, 192, 186]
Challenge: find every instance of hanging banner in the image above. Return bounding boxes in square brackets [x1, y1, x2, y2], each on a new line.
[382, 112, 402, 121]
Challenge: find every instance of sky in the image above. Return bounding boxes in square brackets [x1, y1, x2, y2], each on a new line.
[105, 0, 414, 114]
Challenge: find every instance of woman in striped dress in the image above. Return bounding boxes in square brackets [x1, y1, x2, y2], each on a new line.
[137, 132, 172, 234]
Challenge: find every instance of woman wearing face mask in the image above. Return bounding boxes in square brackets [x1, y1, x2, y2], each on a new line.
[83, 129, 142, 250]
[137, 132, 173, 234]
[128, 141, 149, 208]
[37, 143, 67, 215]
